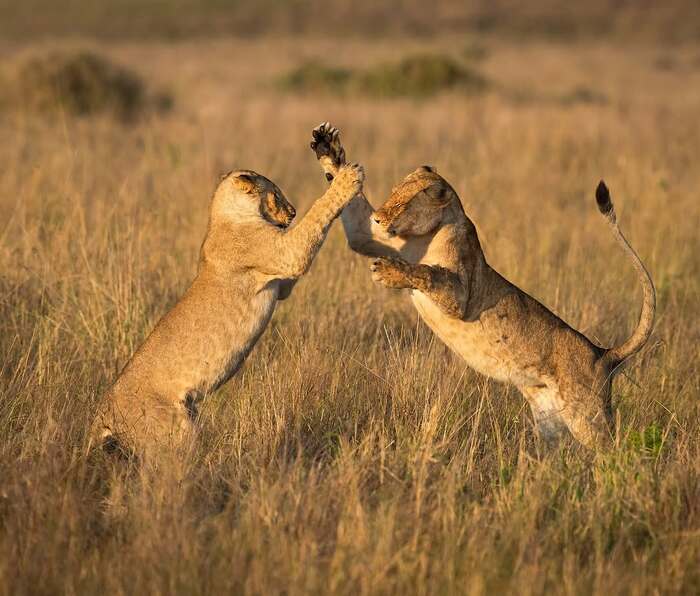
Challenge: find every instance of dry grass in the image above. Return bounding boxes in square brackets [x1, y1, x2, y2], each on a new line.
[0, 37, 699, 595]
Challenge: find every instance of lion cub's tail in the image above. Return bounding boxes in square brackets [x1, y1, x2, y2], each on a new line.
[595, 180, 656, 367]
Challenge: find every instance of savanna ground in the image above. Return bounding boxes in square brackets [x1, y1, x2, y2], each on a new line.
[1, 4, 699, 594]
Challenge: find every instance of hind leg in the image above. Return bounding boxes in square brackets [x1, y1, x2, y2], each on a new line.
[521, 385, 569, 444]
[95, 392, 196, 460]
[557, 388, 613, 450]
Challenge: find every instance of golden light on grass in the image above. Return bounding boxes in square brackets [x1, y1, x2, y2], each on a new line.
[0, 35, 698, 594]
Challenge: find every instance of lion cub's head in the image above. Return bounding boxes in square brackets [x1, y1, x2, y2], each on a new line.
[212, 170, 296, 228]
[372, 166, 457, 237]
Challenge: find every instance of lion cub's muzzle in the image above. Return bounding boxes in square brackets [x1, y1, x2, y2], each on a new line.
[262, 191, 296, 229]
[372, 212, 398, 238]
[278, 207, 296, 229]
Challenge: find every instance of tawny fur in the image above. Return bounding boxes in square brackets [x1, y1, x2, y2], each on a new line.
[93, 163, 364, 455]
[311, 123, 655, 449]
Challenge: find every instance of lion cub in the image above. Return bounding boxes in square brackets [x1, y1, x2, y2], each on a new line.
[311, 123, 654, 449]
[95, 163, 364, 454]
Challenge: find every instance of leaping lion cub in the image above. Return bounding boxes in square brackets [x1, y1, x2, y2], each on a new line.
[311, 123, 655, 449]
[94, 162, 364, 454]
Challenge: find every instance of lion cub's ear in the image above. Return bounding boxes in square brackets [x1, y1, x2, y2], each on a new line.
[424, 183, 453, 207]
[420, 165, 437, 174]
[231, 173, 257, 194]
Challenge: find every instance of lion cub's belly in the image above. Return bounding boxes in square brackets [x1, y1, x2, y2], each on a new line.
[410, 291, 532, 385]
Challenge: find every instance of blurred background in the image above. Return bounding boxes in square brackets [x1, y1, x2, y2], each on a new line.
[1, 0, 699, 40]
[1, 2, 699, 594]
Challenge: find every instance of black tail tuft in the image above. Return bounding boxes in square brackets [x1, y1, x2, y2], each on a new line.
[595, 180, 613, 215]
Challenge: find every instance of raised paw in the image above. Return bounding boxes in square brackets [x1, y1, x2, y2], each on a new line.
[370, 257, 412, 289]
[331, 162, 364, 201]
[310, 122, 346, 176]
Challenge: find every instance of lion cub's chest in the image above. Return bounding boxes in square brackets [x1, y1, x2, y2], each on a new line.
[225, 278, 279, 356]
[244, 281, 279, 336]
[200, 277, 279, 392]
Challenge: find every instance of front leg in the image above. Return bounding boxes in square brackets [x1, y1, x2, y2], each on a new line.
[370, 257, 468, 319]
[311, 122, 401, 258]
[246, 163, 364, 279]
[274, 162, 364, 278]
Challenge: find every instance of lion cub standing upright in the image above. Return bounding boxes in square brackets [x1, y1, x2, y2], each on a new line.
[311, 123, 654, 449]
[95, 163, 364, 454]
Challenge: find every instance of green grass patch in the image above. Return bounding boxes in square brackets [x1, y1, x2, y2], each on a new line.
[628, 424, 664, 457]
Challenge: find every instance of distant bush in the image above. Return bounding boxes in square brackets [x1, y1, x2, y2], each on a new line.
[1, 50, 172, 121]
[462, 41, 490, 62]
[280, 61, 352, 94]
[558, 85, 608, 106]
[358, 54, 488, 97]
[280, 54, 489, 98]
[654, 54, 678, 71]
